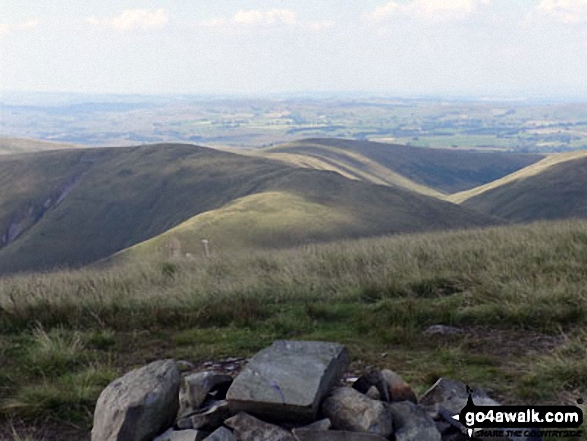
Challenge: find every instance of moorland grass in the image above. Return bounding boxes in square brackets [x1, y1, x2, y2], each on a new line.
[1, 220, 586, 439]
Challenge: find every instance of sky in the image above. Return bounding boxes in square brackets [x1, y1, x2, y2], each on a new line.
[1, 0, 587, 97]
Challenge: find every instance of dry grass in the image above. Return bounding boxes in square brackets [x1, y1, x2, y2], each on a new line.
[1, 220, 586, 439]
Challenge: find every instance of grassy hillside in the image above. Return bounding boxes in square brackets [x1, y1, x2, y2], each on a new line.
[1, 220, 586, 439]
[114, 183, 494, 261]
[0, 137, 81, 155]
[461, 154, 587, 222]
[0, 143, 496, 274]
[258, 138, 544, 194]
[448, 150, 587, 204]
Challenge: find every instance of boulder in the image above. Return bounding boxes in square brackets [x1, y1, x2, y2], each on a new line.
[205, 427, 236, 441]
[179, 372, 233, 417]
[388, 401, 441, 441]
[225, 412, 296, 441]
[293, 431, 389, 441]
[321, 387, 393, 438]
[177, 400, 230, 431]
[227, 340, 349, 423]
[91, 359, 180, 441]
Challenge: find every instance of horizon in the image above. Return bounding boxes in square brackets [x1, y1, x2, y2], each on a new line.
[2, 0, 587, 97]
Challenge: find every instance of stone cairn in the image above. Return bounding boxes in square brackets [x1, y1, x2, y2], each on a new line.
[91, 340, 538, 441]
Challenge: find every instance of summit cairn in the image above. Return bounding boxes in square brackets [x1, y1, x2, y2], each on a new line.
[91, 340, 535, 441]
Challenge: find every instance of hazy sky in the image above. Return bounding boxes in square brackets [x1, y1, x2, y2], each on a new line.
[1, 0, 586, 97]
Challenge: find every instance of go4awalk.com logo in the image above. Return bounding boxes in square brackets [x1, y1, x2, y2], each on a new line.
[452, 389, 584, 439]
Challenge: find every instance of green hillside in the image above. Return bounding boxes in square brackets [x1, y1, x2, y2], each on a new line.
[0, 143, 497, 274]
[0, 137, 81, 155]
[448, 150, 587, 204]
[462, 153, 587, 222]
[114, 183, 495, 262]
[260, 138, 544, 194]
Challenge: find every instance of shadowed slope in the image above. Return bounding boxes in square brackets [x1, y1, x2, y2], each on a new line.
[462, 154, 587, 222]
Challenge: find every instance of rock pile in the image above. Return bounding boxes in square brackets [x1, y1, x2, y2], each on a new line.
[91, 340, 540, 441]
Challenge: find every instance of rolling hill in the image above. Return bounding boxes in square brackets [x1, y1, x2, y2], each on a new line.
[459, 152, 587, 222]
[251, 138, 544, 195]
[0, 143, 499, 274]
[0, 137, 82, 155]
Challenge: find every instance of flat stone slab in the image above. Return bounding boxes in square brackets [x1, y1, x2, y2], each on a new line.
[227, 340, 349, 423]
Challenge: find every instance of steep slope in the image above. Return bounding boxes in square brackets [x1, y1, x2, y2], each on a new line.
[259, 138, 544, 195]
[461, 153, 587, 222]
[0, 137, 81, 154]
[0, 143, 498, 273]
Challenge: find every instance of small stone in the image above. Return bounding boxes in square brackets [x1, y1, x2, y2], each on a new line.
[380, 369, 417, 403]
[153, 428, 174, 441]
[420, 378, 499, 415]
[176, 360, 196, 371]
[293, 431, 389, 441]
[321, 387, 393, 438]
[424, 325, 464, 336]
[177, 400, 230, 431]
[293, 418, 331, 432]
[179, 372, 233, 417]
[91, 359, 180, 441]
[205, 427, 236, 441]
[352, 371, 390, 402]
[388, 401, 441, 441]
[169, 430, 209, 441]
[225, 412, 296, 441]
[366, 386, 381, 401]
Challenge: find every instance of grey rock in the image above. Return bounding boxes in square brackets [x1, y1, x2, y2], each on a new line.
[293, 418, 331, 432]
[225, 412, 296, 441]
[204, 427, 236, 441]
[424, 325, 465, 336]
[153, 428, 174, 441]
[91, 359, 180, 441]
[227, 340, 349, 423]
[388, 401, 441, 441]
[179, 372, 233, 417]
[380, 369, 417, 403]
[420, 378, 499, 415]
[163, 430, 208, 441]
[321, 387, 393, 438]
[293, 430, 389, 441]
[177, 400, 230, 431]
